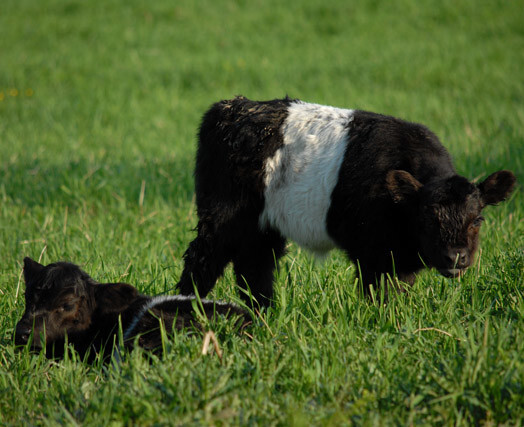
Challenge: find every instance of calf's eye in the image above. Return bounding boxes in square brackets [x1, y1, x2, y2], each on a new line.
[59, 303, 75, 312]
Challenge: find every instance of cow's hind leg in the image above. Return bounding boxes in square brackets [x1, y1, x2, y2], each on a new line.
[232, 229, 286, 308]
[177, 221, 234, 298]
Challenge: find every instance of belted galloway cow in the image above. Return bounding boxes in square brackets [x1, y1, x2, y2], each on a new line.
[177, 96, 516, 306]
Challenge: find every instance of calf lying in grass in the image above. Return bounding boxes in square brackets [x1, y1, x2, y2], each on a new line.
[14, 257, 249, 360]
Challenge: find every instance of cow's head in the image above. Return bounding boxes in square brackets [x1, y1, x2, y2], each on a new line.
[386, 170, 516, 277]
[14, 258, 97, 357]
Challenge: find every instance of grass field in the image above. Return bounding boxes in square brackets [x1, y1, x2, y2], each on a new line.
[1, 0, 523, 424]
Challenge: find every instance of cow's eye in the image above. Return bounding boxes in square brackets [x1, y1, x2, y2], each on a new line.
[60, 303, 75, 312]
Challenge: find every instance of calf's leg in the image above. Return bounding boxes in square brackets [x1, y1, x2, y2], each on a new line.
[177, 221, 234, 298]
[232, 229, 286, 308]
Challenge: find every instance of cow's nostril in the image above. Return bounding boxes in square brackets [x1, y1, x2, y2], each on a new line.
[459, 252, 467, 265]
[443, 252, 457, 265]
[14, 325, 32, 345]
[443, 248, 469, 268]
[15, 333, 28, 345]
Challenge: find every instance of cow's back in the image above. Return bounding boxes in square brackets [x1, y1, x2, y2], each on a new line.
[195, 97, 292, 206]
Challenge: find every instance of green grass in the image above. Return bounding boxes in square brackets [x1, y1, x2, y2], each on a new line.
[1, 0, 523, 424]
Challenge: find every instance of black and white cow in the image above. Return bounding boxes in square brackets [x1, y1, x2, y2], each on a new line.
[14, 258, 248, 360]
[177, 96, 516, 306]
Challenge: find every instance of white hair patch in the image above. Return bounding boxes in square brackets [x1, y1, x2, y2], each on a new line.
[123, 295, 229, 340]
[259, 101, 354, 255]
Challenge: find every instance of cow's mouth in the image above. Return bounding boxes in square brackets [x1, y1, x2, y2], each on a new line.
[438, 268, 466, 278]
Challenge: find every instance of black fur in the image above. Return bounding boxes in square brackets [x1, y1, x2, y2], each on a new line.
[326, 111, 458, 287]
[14, 258, 249, 360]
[177, 97, 516, 305]
[177, 96, 291, 304]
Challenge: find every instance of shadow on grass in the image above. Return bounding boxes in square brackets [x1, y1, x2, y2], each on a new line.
[1, 155, 195, 209]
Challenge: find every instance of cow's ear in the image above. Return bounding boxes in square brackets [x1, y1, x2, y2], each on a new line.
[478, 170, 516, 206]
[23, 257, 45, 285]
[386, 170, 423, 203]
[95, 283, 140, 313]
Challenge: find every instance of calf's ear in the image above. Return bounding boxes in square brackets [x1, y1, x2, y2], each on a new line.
[23, 257, 45, 284]
[95, 283, 140, 313]
[478, 170, 516, 206]
[386, 170, 423, 203]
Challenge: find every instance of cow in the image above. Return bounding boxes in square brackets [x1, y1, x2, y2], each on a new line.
[176, 96, 516, 306]
[14, 257, 249, 360]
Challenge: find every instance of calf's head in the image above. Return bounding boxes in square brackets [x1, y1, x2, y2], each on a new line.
[387, 170, 516, 277]
[14, 258, 97, 355]
[15, 258, 149, 358]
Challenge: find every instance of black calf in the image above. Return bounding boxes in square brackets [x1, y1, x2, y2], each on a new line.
[14, 257, 248, 360]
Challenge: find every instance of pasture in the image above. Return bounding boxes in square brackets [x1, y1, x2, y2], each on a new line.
[1, 0, 523, 424]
